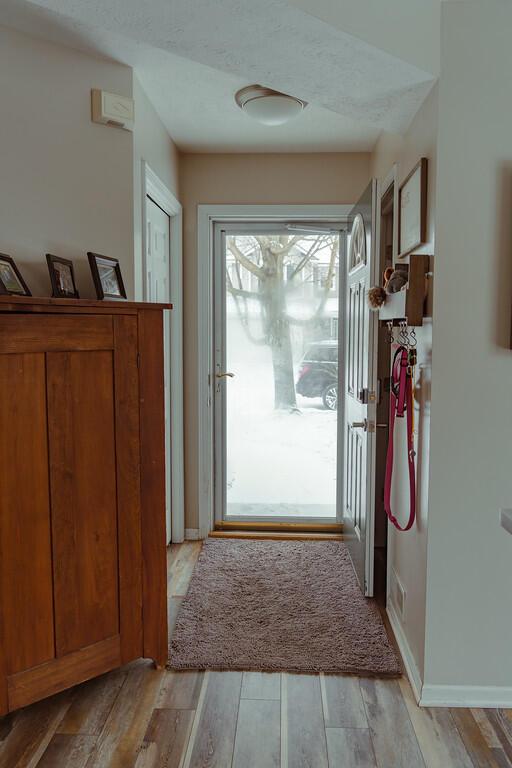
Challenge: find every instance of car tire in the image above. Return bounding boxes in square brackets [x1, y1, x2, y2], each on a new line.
[322, 384, 337, 410]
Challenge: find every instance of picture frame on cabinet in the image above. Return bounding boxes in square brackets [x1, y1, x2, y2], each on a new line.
[87, 252, 127, 300]
[46, 254, 80, 298]
[0, 253, 31, 296]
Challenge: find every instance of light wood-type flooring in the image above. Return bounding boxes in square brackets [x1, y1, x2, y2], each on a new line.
[1, 541, 511, 767]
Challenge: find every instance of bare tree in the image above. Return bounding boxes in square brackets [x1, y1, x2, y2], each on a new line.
[226, 233, 338, 410]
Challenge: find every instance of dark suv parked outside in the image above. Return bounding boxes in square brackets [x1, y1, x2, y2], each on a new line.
[295, 340, 338, 410]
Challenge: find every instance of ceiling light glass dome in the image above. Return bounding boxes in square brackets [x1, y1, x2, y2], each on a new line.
[235, 85, 307, 126]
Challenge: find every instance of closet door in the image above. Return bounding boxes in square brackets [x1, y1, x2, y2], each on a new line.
[0, 313, 142, 713]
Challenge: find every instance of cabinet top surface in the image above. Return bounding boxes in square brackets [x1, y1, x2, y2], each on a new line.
[0, 296, 172, 313]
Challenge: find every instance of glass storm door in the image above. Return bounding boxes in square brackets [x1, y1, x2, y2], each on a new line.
[213, 223, 344, 525]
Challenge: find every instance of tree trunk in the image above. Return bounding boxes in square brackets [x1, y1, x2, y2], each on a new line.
[270, 320, 297, 409]
[263, 272, 297, 410]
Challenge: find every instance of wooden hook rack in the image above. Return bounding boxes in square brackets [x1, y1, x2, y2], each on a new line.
[378, 254, 431, 327]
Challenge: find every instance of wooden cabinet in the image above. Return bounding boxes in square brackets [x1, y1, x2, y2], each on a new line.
[0, 297, 170, 714]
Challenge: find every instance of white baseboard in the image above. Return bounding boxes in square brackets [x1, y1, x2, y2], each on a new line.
[387, 603, 512, 707]
[420, 684, 512, 708]
[386, 602, 423, 704]
[185, 528, 201, 540]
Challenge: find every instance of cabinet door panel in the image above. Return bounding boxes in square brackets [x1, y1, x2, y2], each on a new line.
[114, 316, 143, 663]
[0, 354, 55, 680]
[47, 351, 119, 657]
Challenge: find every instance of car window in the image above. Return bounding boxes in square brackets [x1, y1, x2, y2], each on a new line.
[304, 344, 338, 362]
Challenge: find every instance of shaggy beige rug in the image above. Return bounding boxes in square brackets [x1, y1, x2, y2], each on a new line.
[168, 539, 401, 676]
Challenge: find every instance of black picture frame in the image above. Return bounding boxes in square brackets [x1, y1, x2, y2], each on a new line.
[46, 254, 80, 298]
[0, 253, 32, 296]
[87, 252, 127, 300]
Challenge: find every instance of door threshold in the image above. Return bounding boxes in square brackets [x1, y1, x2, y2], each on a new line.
[215, 521, 343, 533]
[209, 530, 344, 541]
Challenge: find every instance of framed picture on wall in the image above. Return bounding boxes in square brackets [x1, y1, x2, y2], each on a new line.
[398, 157, 428, 259]
[46, 254, 80, 298]
[87, 252, 127, 300]
[0, 253, 31, 296]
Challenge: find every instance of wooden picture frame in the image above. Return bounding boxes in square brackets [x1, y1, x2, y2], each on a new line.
[398, 157, 428, 259]
[0, 253, 31, 296]
[87, 252, 127, 300]
[46, 254, 80, 298]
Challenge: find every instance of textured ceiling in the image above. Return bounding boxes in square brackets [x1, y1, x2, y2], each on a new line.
[0, 0, 437, 151]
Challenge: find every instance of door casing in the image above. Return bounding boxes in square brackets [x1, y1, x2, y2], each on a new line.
[197, 205, 352, 538]
[142, 162, 184, 544]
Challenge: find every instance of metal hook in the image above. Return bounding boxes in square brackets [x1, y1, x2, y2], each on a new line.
[409, 327, 417, 349]
[399, 320, 408, 347]
[387, 321, 394, 344]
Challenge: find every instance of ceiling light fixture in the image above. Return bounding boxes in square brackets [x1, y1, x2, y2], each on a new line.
[235, 84, 307, 126]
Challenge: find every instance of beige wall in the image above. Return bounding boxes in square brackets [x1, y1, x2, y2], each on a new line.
[424, 1, 512, 693]
[0, 26, 134, 299]
[133, 76, 180, 300]
[180, 152, 371, 529]
[371, 84, 438, 685]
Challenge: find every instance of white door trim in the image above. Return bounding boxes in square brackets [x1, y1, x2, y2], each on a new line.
[197, 204, 352, 539]
[142, 161, 184, 543]
[377, 163, 400, 609]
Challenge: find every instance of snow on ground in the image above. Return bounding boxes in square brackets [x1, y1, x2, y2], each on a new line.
[225, 311, 338, 518]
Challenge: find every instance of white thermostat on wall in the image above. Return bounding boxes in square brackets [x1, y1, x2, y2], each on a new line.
[91, 89, 134, 131]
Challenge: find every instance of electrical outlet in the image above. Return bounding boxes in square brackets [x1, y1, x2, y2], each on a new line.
[393, 570, 406, 619]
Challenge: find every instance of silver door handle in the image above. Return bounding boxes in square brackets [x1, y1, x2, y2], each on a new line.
[352, 420, 368, 431]
[215, 371, 235, 379]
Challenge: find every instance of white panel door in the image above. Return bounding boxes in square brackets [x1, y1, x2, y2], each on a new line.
[146, 196, 172, 541]
[344, 180, 379, 596]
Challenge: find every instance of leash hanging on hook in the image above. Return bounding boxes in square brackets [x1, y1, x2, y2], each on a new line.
[384, 319, 416, 532]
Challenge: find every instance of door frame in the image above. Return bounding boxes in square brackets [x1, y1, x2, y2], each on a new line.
[378, 164, 399, 608]
[197, 204, 352, 539]
[142, 161, 184, 543]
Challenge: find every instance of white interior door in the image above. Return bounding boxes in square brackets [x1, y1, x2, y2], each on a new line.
[145, 195, 172, 542]
[344, 180, 378, 596]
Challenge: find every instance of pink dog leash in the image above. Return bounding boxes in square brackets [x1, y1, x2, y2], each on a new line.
[384, 345, 416, 531]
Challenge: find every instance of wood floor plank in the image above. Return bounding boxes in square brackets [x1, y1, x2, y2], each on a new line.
[134, 709, 194, 768]
[282, 673, 328, 768]
[241, 672, 281, 701]
[0, 690, 73, 768]
[360, 678, 426, 768]
[321, 674, 367, 728]
[84, 661, 164, 768]
[450, 709, 509, 768]
[184, 671, 242, 768]
[485, 711, 512, 764]
[326, 727, 377, 768]
[168, 597, 183, 639]
[399, 678, 474, 768]
[57, 669, 127, 735]
[37, 734, 96, 768]
[494, 711, 512, 747]
[232, 699, 280, 768]
[157, 672, 204, 710]
[0, 712, 16, 743]
[169, 544, 201, 598]
[471, 710, 503, 749]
